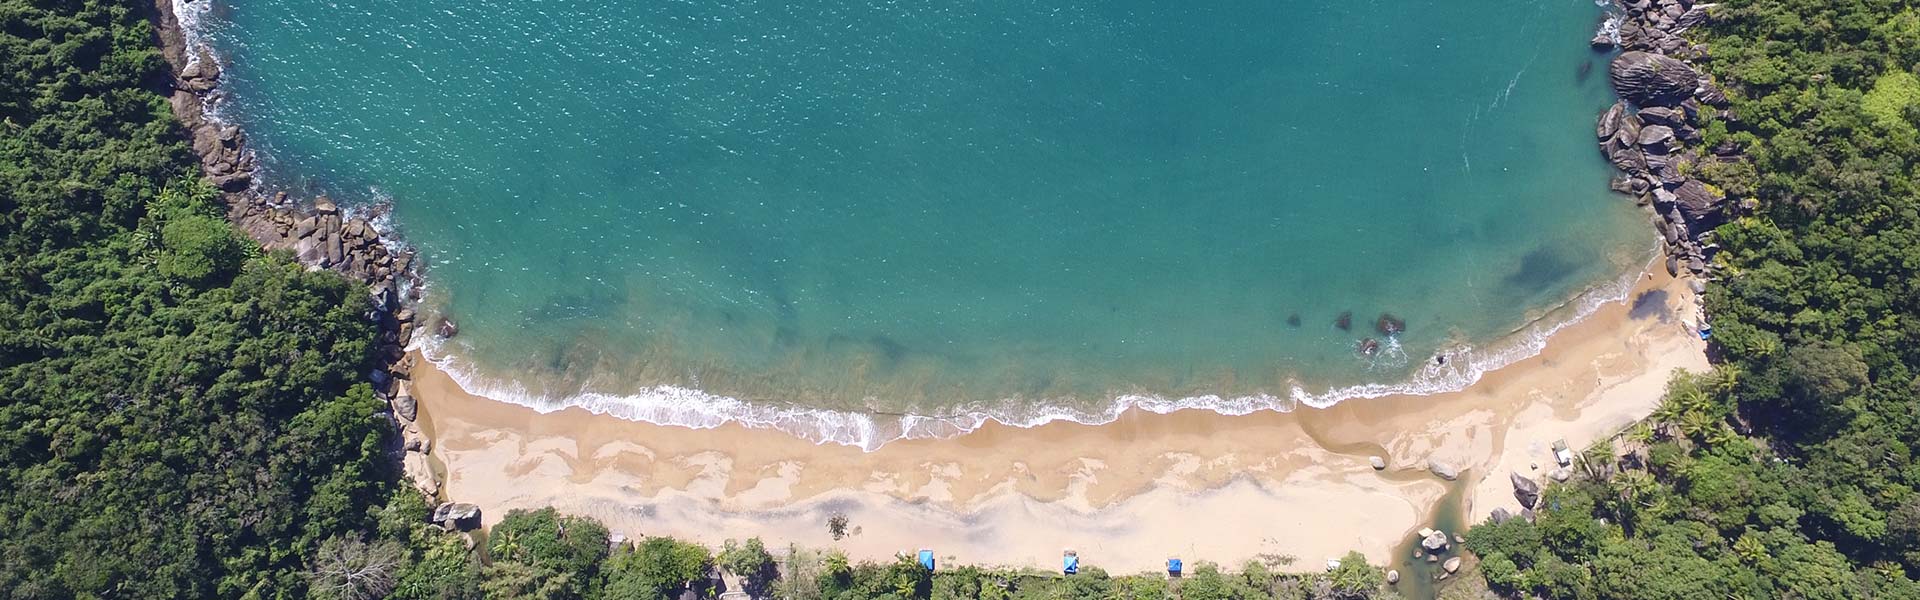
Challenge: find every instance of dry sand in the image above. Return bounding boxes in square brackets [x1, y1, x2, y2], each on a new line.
[410, 268, 1708, 574]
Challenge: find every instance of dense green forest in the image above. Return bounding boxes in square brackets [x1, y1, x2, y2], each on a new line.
[1461, 0, 1920, 598]
[0, 0, 398, 595]
[7, 0, 1920, 598]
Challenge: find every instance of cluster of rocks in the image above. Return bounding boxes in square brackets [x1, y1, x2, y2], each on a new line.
[153, 0, 456, 510]
[1592, 1, 1742, 280]
[1342, 312, 1406, 358]
[1410, 526, 1467, 582]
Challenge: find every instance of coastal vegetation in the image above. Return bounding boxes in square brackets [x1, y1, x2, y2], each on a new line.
[1459, 0, 1920, 598]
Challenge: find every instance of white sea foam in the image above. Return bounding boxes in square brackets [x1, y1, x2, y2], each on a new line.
[1598, 12, 1625, 46]
[171, 0, 213, 67]
[418, 249, 1657, 452]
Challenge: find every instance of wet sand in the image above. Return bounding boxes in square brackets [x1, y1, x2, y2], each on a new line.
[410, 268, 1707, 574]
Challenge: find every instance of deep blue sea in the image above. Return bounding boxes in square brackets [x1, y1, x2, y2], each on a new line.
[190, 0, 1650, 447]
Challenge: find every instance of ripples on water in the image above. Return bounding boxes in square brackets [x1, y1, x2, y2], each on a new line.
[196, 0, 1652, 447]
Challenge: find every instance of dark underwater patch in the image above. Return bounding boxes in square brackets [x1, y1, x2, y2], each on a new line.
[1504, 246, 1577, 290]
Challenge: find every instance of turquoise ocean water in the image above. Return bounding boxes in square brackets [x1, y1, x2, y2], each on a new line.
[189, 0, 1649, 447]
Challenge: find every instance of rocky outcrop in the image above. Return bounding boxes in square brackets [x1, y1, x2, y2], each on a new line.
[1511, 472, 1542, 508]
[1428, 460, 1459, 481]
[150, 0, 441, 503]
[1594, 0, 1739, 284]
[1609, 51, 1700, 107]
[433, 502, 483, 531]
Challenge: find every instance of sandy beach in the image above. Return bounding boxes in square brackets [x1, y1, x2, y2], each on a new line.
[409, 267, 1708, 574]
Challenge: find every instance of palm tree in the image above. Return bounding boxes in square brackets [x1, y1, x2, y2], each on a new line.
[1579, 439, 1616, 481]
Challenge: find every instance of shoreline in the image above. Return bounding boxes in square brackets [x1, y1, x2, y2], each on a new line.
[155, 0, 1725, 578]
[411, 267, 1707, 573]
[418, 255, 1657, 452]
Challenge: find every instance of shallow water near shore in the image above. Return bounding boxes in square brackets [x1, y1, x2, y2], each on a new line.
[194, 0, 1648, 446]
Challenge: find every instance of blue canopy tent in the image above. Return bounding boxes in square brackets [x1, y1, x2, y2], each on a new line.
[1062, 551, 1079, 575]
[917, 549, 936, 571]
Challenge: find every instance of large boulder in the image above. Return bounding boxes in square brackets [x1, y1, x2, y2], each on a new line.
[432, 502, 483, 530]
[404, 451, 439, 498]
[1636, 106, 1684, 127]
[1370, 456, 1387, 470]
[393, 392, 418, 422]
[1422, 531, 1450, 552]
[1605, 139, 1648, 174]
[1511, 472, 1542, 508]
[1637, 125, 1677, 152]
[1444, 557, 1462, 574]
[1672, 179, 1726, 226]
[401, 421, 430, 453]
[1674, 4, 1717, 30]
[1490, 507, 1514, 524]
[1428, 460, 1459, 481]
[1597, 101, 1627, 140]
[1610, 51, 1700, 107]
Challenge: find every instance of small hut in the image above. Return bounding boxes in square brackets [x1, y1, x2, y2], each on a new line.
[1062, 550, 1079, 575]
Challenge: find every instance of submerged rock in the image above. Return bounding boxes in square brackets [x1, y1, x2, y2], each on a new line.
[437, 317, 460, 339]
[1335, 311, 1353, 331]
[1286, 313, 1302, 327]
[1610, 51, 1700, 107]
[1358, 338, 1380, 358]
[1375, 313, 1405, 336]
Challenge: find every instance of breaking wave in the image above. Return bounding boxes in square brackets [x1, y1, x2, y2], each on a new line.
[417, 251, 1656, 452]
